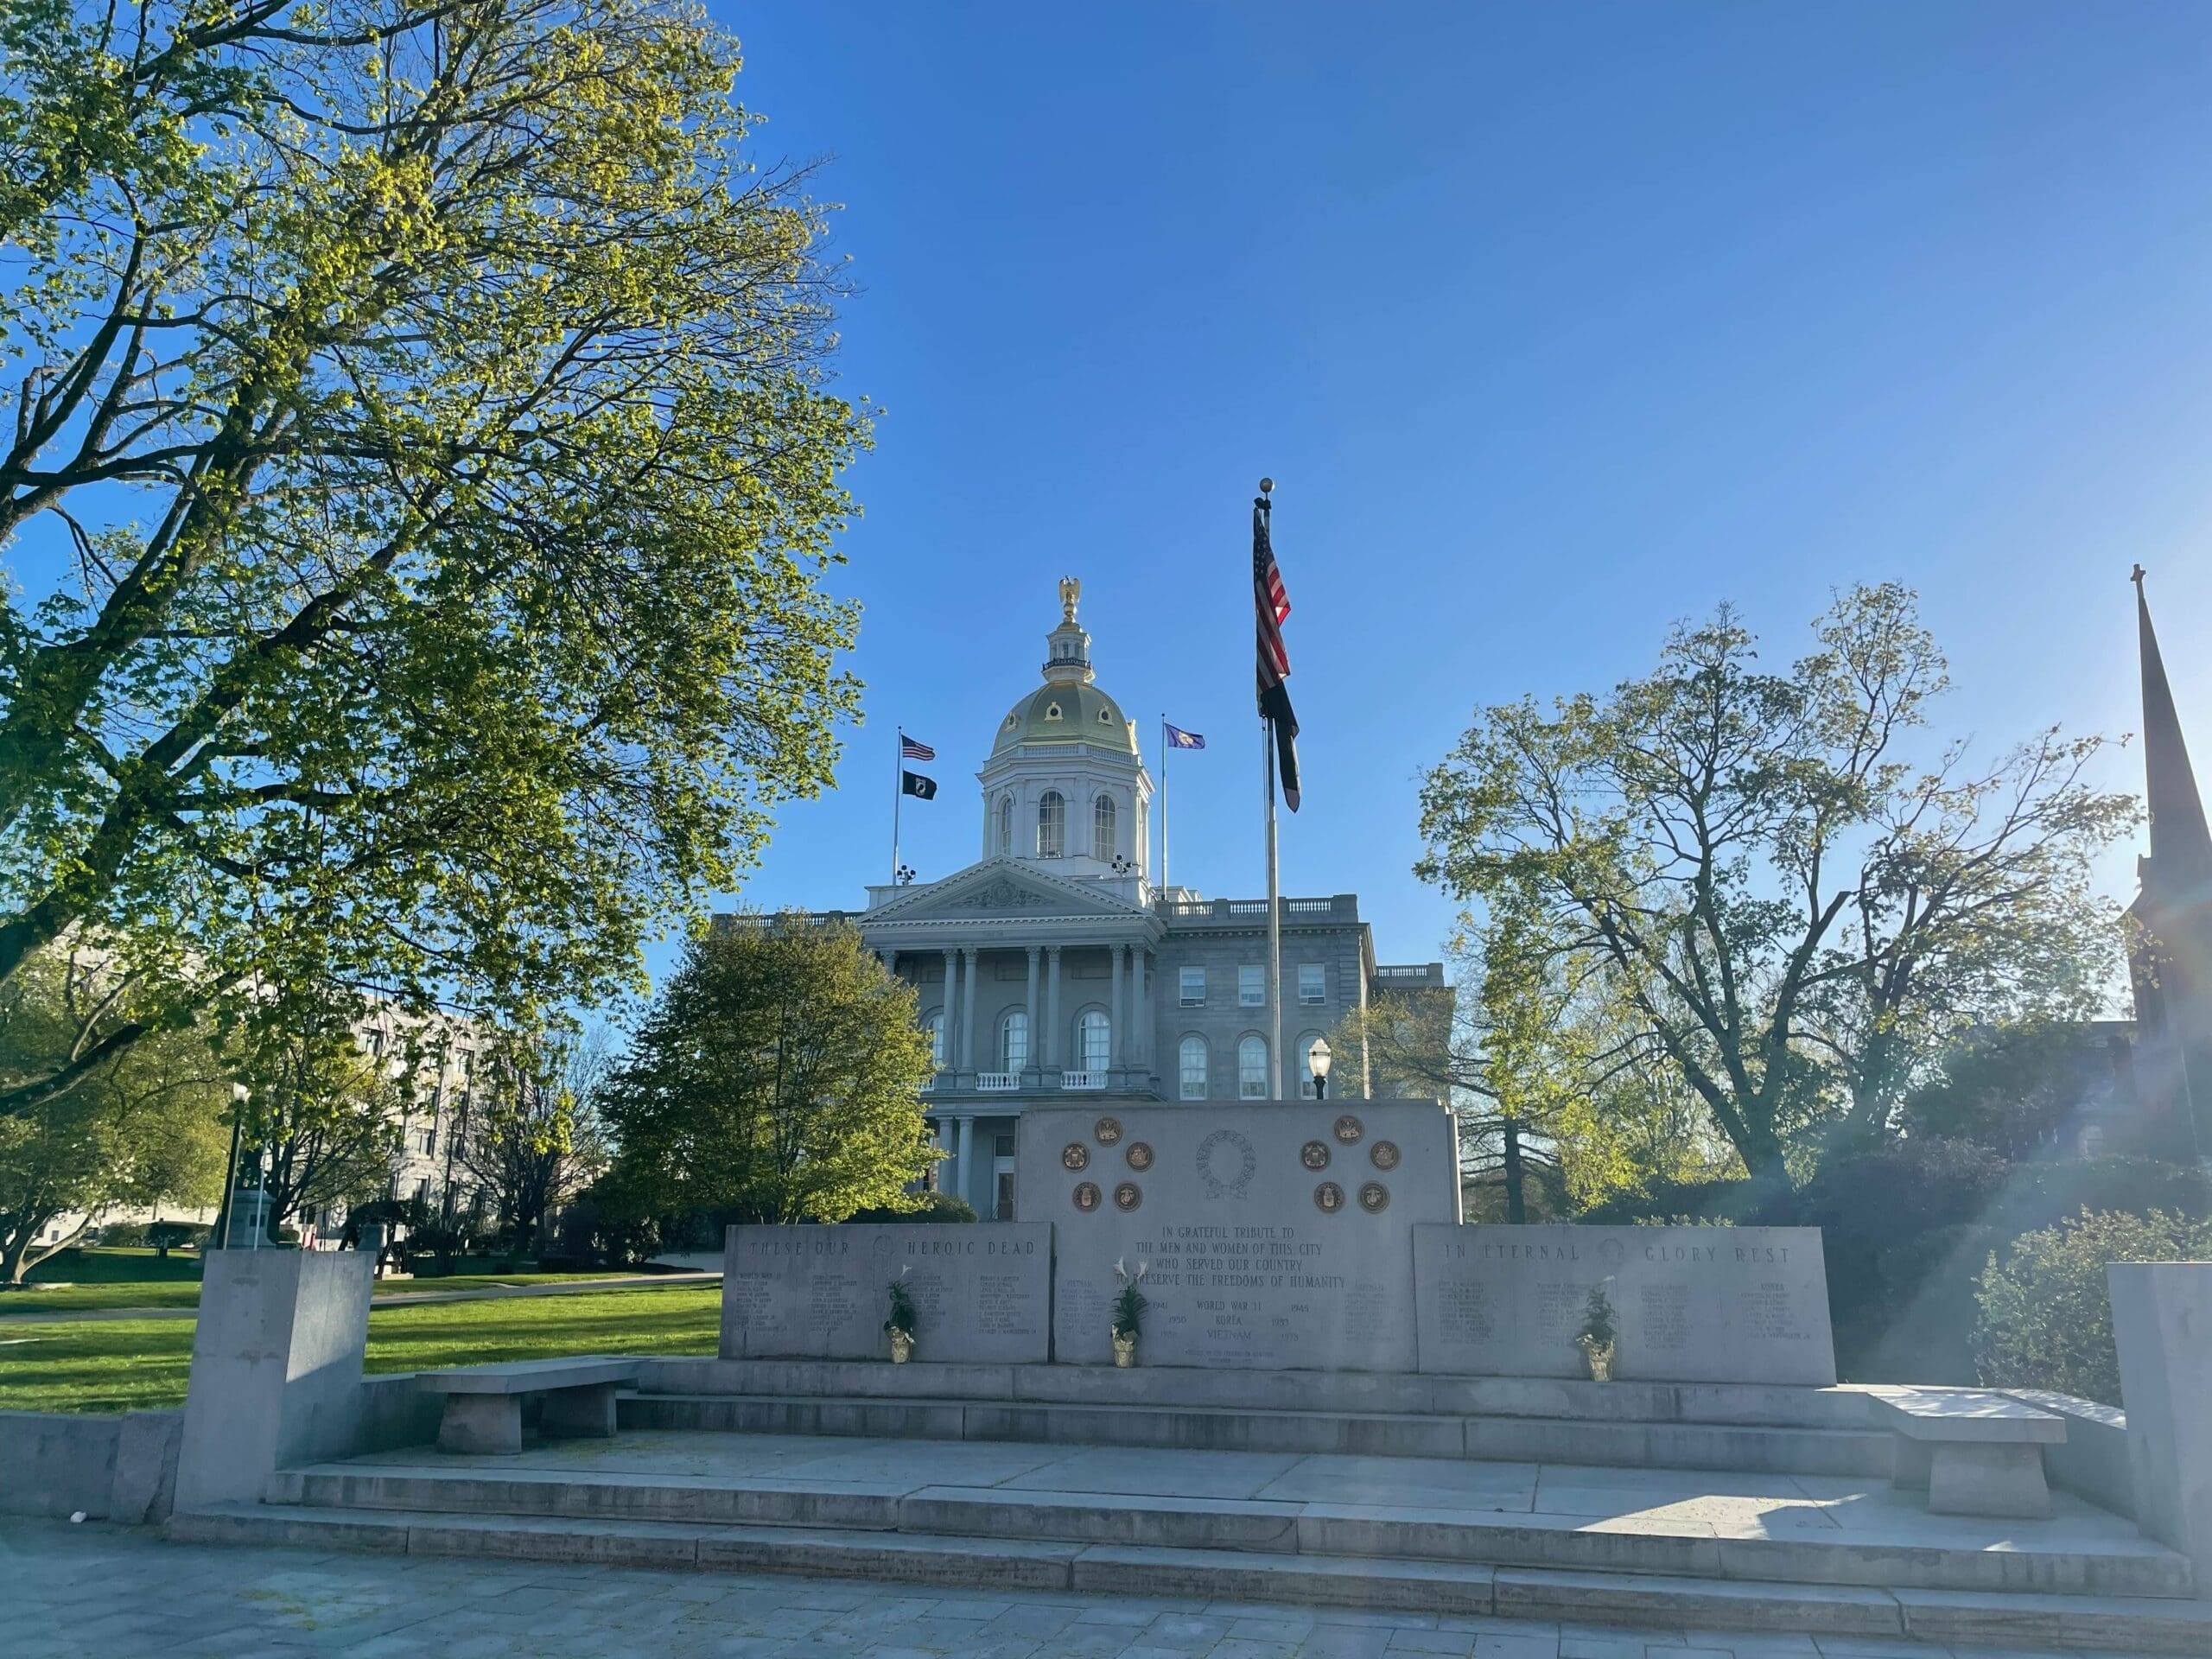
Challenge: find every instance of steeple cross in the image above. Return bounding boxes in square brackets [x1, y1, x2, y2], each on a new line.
[2133, 563, 2147, 589]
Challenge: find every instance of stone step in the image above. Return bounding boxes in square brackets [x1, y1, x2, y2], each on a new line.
[264, 1461, 2195, 1599]
[168, 1501, 2212, 1653]
[620, 1389, 1895, 1477]
[641, 1357, 1875, 1429]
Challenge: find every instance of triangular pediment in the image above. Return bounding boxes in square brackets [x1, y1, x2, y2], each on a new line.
[863, 857, 1143, 925]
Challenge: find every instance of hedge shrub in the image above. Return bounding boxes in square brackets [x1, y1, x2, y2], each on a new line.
[1973, 1207, 2212, 1404]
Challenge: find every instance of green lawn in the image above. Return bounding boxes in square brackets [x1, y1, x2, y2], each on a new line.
[1, 1251, 657, 1317]
[0, 1285, 721, 1414]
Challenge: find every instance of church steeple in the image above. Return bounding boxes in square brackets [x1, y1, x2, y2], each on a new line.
[2135, 565, 2212, 892]
[2127, 566, 2212, 1157]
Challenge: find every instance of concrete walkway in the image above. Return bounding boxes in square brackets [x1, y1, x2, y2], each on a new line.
[0, 1517, 2126, 1658]
[0, 1271, 720, 1324]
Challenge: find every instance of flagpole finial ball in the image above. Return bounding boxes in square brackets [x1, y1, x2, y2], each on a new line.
[1259, 477, 1274, 494]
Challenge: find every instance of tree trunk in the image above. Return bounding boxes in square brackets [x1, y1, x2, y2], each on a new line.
[1502, 1118, 1527, 1224]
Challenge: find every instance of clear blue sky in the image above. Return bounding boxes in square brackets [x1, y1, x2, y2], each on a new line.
[696, 3, 2212, 986]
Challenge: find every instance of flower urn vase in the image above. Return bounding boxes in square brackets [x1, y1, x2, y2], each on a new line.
[1577, 1336, 1614, 1382]
[888, 1328, 914, 1364]
[1111, 1331, 1138, 1368]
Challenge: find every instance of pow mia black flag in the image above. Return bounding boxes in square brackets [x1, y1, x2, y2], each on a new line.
[901, 770, 938, 801]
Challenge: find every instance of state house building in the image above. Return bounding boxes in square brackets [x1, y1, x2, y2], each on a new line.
[757, 583, 1446, 1222]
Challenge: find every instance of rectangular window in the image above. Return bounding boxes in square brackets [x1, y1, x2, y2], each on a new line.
[994, 1135, 1015, 1158]
[1299, 963, 1326, 1004]
[1238, 963, 1265, 1007]
[1179, 966, 1205, 1006]
[995, 1171, 1016, 1222]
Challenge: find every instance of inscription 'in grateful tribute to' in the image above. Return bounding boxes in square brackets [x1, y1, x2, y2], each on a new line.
[1020, 1102, 1460, 1371]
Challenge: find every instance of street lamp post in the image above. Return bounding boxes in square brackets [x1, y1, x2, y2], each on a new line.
[1308, 1037, 1332, 1102]
[213, 1083, 248, 1249]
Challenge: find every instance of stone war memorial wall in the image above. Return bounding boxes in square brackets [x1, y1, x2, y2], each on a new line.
[721, 1222, 1052, 1363]
[1413, 1223, 1838, 1385]
[1016, 1101, 1462, 1370]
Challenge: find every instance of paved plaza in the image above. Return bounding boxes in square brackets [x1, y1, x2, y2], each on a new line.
[0, 1517, 2138, 1659]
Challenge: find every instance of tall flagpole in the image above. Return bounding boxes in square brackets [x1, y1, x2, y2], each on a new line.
[1158, 715, 1170, 893]
[1259, 480, 1283, 1100]
[1263, 707, 1283, 1099]
[891, 726, 904, 886]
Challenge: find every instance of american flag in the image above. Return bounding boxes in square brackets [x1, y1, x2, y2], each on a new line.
[1253, 493, 1300, 811]
[899, 734, 936, 761]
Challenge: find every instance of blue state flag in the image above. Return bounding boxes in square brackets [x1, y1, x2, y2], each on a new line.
[1165, 722, 1206, 750]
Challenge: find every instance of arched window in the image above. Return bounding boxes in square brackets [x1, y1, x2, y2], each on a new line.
[1001, 1009, 1028, 1072]
[1038, 791, 1065, 857]
[924, 1012, 945, 1071]
[1238, 1034, 1268, 1098]
[1079, 1009, 1111, 1072]
[1296, 1031, 1326, 1098]
[997, 794, 1013, 855]
[1093, 793, 1116, 861]
[1179, 1035, 1208, 1100]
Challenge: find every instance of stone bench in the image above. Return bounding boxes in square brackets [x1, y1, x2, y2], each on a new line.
[417, 1358, 643, 1456]
[1872, 1387, 2065, 1518]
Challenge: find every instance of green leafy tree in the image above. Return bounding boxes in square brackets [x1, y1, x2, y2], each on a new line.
[0, 944, 228, 1281]
[1974, 1208, 2212, 1403]
[600, 916, 938, 1225]
[1336, 909, 1734, 1222]
[228, 979, 405, 1243]
[457, 1028, 612, 1253]
[0, 0, 867, 1119]
[1417, 585, 2136, 1179]
[1900, 1023, 2110, 1158]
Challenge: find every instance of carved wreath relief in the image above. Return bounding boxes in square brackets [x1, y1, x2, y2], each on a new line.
[1195, 1129, 1257, 1198]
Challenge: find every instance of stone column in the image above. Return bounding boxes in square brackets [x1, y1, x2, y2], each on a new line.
[1045, 945, 1063, 1073]
[1024, 946, 1041, 1082]
[174, 1250, 374, 1511]
[941, 947, 959, 1069]
[1109, 943, 1126, 1072]
[2110, 1262, 2212, 1585]
[1135, 948, 1152, 1080]
[962, 948, 981, 1078]
[956, 1115, 976, 1212]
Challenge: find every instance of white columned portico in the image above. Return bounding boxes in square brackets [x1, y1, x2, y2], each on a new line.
[955, 1115, 976, 1211]
[962, 948, 981, 1079]
[1045, 945, 1063, 1069]
[1024, 946, 1041, 1082]
[941, 947, 959, 1069]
